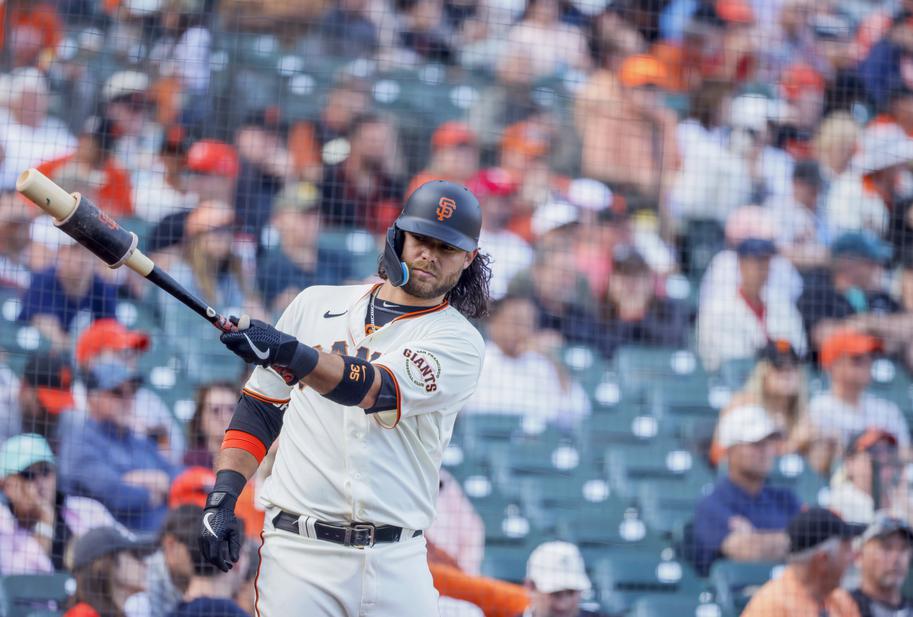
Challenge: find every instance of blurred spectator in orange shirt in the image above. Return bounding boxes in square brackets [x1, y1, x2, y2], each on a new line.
[0, 0, 62, 69]
[407, 122, 480, 196]
[36, 115, 133, 217]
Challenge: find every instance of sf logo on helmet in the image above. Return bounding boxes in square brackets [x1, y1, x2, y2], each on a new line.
[436, 197, 457, 222]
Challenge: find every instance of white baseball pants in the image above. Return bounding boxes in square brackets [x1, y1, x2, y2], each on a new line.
[254, 509, 440, 617]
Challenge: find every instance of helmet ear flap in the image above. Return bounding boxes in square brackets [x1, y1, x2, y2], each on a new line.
[383, 225, 410, 287]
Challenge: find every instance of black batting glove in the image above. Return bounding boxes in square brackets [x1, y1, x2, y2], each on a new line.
[219, 318, 319, 385]
[199, 471, 245, 572]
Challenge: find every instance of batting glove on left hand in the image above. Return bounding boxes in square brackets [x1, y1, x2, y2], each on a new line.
[199, 489, 243, 573]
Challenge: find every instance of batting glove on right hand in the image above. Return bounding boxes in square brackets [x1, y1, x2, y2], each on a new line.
[220, 317, 319, 384]
[199, 475, 244, 572]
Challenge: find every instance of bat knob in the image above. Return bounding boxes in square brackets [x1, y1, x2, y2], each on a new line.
[235, 314, 251, 331]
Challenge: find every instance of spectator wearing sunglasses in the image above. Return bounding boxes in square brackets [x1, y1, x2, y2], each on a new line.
[59, 362, 177, 533]
[0, 433, 117, 574]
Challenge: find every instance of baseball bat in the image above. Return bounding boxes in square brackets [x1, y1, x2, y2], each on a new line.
[16, 168, 249, 332]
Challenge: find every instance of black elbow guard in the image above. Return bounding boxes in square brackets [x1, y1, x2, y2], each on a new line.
[324, 357, 376, 406]
[227, 393, 286, 453]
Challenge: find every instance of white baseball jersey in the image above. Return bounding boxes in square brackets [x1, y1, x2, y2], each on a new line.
[244, 283, 485, 531]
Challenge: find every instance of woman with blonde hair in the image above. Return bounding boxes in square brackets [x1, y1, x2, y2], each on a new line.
[156, 200, 264, 383]
[710, 341, 838, 475]
[814, 111, 861, 181]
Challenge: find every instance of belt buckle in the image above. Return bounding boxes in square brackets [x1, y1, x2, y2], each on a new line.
[346, 523, 376, 549]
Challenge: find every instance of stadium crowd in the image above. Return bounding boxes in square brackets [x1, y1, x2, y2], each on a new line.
[6, 0, 913, 615]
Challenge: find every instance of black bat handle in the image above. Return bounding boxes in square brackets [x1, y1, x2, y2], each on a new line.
[145, 266, 234, 332]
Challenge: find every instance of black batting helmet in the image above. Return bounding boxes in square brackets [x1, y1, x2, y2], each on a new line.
[383, 180, 482, 287]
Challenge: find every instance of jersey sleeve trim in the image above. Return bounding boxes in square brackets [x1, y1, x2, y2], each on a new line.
[221, 429, 268, 463]
[372, 363, 401, 429]
[390, 300, 449, 324]
[242, 387, 291, 405]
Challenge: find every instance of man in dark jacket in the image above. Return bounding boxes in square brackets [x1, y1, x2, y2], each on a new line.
[851, 512, 913, 617]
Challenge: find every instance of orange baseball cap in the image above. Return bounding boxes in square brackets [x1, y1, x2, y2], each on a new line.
[782, 63, 825, 101]
[820, 329, 882, 369]
[76, 319, 150, 366]
[716, 0, 754, 23]
[432, 122, 476, 150]
[186, 140, 239, 177]
[501, 121, 550, 159]
[185, 200, 235, 238]
[618, 54, 669, 89]
[169, 466, 216, 509]
[23, 353, 75, 415]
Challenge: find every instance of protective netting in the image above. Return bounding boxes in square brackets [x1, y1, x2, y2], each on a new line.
[2, 0, 913, 616]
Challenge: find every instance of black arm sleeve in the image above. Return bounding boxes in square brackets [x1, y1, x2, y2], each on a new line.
[364, 367, 399, 415]
[226, 393, 286, 452]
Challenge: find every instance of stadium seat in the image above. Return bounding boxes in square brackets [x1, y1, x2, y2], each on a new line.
[480, 538, 540, 583]
[490, 435, 583, 480]
[710, 560, 784, 616]
[593, 549, 701, 608]
[718, 357, 757, 390]
[555, 501, 665, 560]
[630, 593, 724, 617]
[561, 344, 607, 393]
[636, 477, 714, 537]
[613, 347, 708, 397]
[0, 322, 51, 375]
[0, 573, 74, 617]
[605, 439, 714, 499]
[766, 454, 827, 506]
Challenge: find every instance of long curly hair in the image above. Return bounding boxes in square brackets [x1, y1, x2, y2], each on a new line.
[378, 251, 492, 320]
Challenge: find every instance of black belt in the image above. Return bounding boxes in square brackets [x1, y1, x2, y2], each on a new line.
[272, 511, 422, 548]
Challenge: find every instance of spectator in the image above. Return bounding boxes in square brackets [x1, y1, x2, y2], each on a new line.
[17, 219, 118, 350]
[468, 49, 539, 156]
[471, 168, 532, 300]
[256, 181, 352, 314]
[2, 352, 75, 448]
[65, 526, 152, 617]
[0, 0, 62, 69]
[576, 54, 679, 202]
[0, 68, 76, 191]
[509, 235, 600, 346]
[0, 190, 34, 290]
[426, 469, 485, 575]
[234, 108, 293, 237]
[766, 159, 830, 270]
[157, 200, 261, 384]
[132, 126, 198, 223]
[37, 115, 133, 217]
[808, 330, 910, 451]
[709, 341, 831, 471]
[826, 124, 913, 238]
[184, 140, 240, 206]
[780, 63, 827, 133]
[407, 122, 480, 196]
[397, 0, 456, 64]
[101, 71, 160, 178]
[797, 231, 899, 353]
[74, 319, 185, 465]
[860, 18, 913, 111]
[467, 295, 591, 429]
[829, 429, 909, 525]
[147, 505, 199, 617]
[320, 113, 404, 232]
[59, 362, 176, 533]
[167, 505, 249, 617]
[317, 0, 379, 57]
[741, 508, 862, 617]
[0, 433, 116, 574]
[691, 404, 801, 575]
[184, 383, 242, 469]
[520, 541, 609, 617]
[503, 0, 590, 79]
[596, 245, 690, 358]
[814, 112, 861, 184]
[851, 513, 913, 617]
[697, 238, 807, 371]
[700, 205, 804, 308]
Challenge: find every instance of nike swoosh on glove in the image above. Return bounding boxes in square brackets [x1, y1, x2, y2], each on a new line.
[199, 492, 243, 572]
[219, 319, 301, 367]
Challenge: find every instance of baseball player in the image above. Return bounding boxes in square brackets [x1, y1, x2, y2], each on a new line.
[199, 180, 491, 616]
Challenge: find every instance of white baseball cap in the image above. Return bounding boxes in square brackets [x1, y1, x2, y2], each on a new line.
[717, 405, 780, 449]
[29, 216, 76, 249]
[852, 124, 913, 174]
[568, 178, 613, 212]
[531, 201, 579, 238]
[526, 541, 592, 594]
[103, 71, 150, 103]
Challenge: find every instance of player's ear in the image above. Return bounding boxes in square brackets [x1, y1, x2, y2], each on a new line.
[462, 249, 477, 270]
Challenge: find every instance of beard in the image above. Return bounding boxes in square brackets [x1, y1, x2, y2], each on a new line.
[403, 259, 463, 300]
